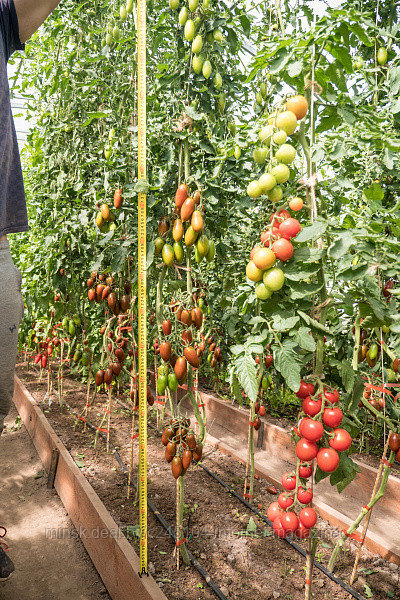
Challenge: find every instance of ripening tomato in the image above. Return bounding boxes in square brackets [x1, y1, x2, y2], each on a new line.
[302, 397, 322, 417]
[267, 502, 283, 522]
[317, 447, 340, 473]
[270, 210, 290, 224]
[322, 407, 343, 428]
[299, 464, 313, 479]
[299, 507, 317, 528]
[260, 231, 271, 246]
[252, 247, 277, 271]
[273, 515, 287, 538]
[289, 196, 304, 211]
[297, 486, 313, 504]
[299, 418, 324, 442]
[272, 238, 294, 261]
[246, 261, 263, 282]
[295, 522, 311, 539]
[281, 472, 297, 491]
[296, 438, 318, 461]
[281, 511, 299, 533]
[277, 492, 294, 510]
[329, 428, 352, 452]
[389, 433, 400, 452]
[286, 95, 308, 120]
[279, 218, 301, 240]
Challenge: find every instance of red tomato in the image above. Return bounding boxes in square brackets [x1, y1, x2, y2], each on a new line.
[272, 226, 281, 238]
[299, 507, 317, 528]
[281, 473, 297, 491]
[259, 405, 266, 417]
[296, 438, 318, 461]
[267, 502, 283, 522]
[271, 238, 294, 261]
[299, 418, 324, 442]
[281, 511, 299, 533]
[306, 383, 315, 396]
[260, 231, 270, 246]
[273, 515, 287, 538]
[279, 218, 301, 240]
[295, 522, 311, 539]
[277, 492, 294, 510]
[322, 407, 343, 428]
[299, 464, 313, 479]
[296, 380, 310, 399]
[317, 447, 340, 473]
[265, 355, 273, 368]
[297, 486, 313, 504]
[302, 397, 322, 417]
[323, 388, 340, 404]
[329, 428, 352, 452]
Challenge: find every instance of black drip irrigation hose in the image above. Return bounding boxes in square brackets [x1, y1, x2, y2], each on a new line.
[54, 399, 230, 600]
[44, 393, 366, 600]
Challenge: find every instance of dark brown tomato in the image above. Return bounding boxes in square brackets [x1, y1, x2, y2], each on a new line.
[102, 285, 112, 300]
[192, 444, 203, 463]
[95, 369, 104, 387]
[159, 341, 172, 362]
[98, 273, 105, 282]
[165, 449, 174, 463]
[104, 367, 113, 385]
[96, 284, 105, 303]
[106, 276, 114, 287]
[174, 356, 187, 381]
[120, 295, 131, 313]
[180, 309, 192, 327]
[87, 278, 94, 288]
[193, 190, 201, 205]
[207, 336, 214, 345]
[158, 216, 170, 237]
[389, 433, 400, 452]
[112, 362, 122, 376]
[254, 418, 261, 431]
[171, 457, 183, 479]
[191, 307, 203, 329]
[182, 449, 192, 470]
[108, 292, 117, 310]
[170, 354, 177, 368]
[162, 427, 174, 446]
[88, 289, 96, 302]
[265, 355, 273, 368]
[166, 442, 176, 457]
[124, 280, 132, 294]
[209, 343, 216, 352]
[211, 356, 217, 368]
[115, 348, 126, 364]
[185, 433, 196, 450]
[184, 346, 200, 369]
[112, 300, 121, 316]
[181, 330, 193, 346]
[162, 319, 172, 336]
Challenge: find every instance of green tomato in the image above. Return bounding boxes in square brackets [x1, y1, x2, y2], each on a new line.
[255, 282, 273, 300]
[258, 125, 273, 144]
[271, 163, 290, 184]
[214, 72, 223, 90]
[197, 234, 210, 257]
[158, 364, 169, 377]
[72, 314, 81, 327]
[213, 29, 224, 42]
[228, 120, 236, 136]
[179, 7, 188, 25]
[387, 368, 396, 383]
[173, 242, 184, 264]
[234, 146, 241, 160]
[192, 54, 204, 74]
[276, 111, 298, 135]
[154, 237, 165, 255]
[189, 0, 198, 10]
[275, 143, 296, 164]
[206, 240, 216, 263]
[81, 350, 91, 367]
[195, 246, 203, 264]
[260, 82, 267, 99]
[113, 26, 121, 41]
[162, 244, 175, 267]
[73, 350, 82, 363]
[247, 180, 262, 198]
[253, 147, 268, 165]
[126, 0, 134, 13]
[202, 60, 212, 78]
[368, 343, 378, 360]
[263, 267, 285, 291]
[192, 34, 203, 54]
[104, 146, 112, 160]
[62, 317, 69, 330]
[157, 374, 168, 395]
[218, 93, 226, 113]
[268, 186, 283, 203]
[259, 172, 276, 193]
[120, 5, 127, 20]
[256, 92, 263, 106]
[169, 0, 179, 9]
[184, 19, 195, 41]
[168, 373, 179, 392]
[261, 376, 269, 390]
[377, 47, 388, 66]
[273, 130, 287, 145]
[246, 261, 263, 282]
[68, 321, 76, 337]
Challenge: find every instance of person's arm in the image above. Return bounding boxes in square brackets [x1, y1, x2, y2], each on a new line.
[13, 0, 62, 44]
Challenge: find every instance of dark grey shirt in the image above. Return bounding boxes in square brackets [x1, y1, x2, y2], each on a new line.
[0, 0, 28, 237]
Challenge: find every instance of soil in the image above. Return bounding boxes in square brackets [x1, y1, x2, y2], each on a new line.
[15, 360, 400, 600]
[0, 403, 110, 600]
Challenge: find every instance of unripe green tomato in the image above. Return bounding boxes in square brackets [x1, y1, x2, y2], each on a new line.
[275, 143, 296, 165]
[256, 92, 263, 105]
[195, 246, 203, 264]
[104, 146, 112, 160]
[255, 282, 273, 300]
[126, 0, 134, 13]
[193, 54, 204, 74]
[213, 29, 224, 42]
[218, 93, 226, 113]
[382, 325, 390, 334]
[202, 0, 211, 9]
[259, 172, 276, 193]
[206, 239, 215, 262]
[377, 47, 388, 66]
[107, 23, 114, 34]
[260, 82, 267, 99]
[184, 19, 195, 41]
[197, 234, 210, 257]
[154, 237, 165, 255]
[261, 376, 269, 390]
[268, 186, 283, 203]
[106, 33, 112, 46]
[173, 242, 184, 264]
[162, 244, 174, 266]
[271, 163, 290, 184]
[158, 364, 169, 377]
[273, 129, 287, 145]
[258, 125, 273, 144]
[193, 16, 202, 31]
[214, 72, 222, 90]
[263, 267, 285, 291]
[368, 343, 378, 360]
[189, 0, 198, 9]
[228, 120, 236, 136]
[387, 368, 396, 383]
[253, 147, 268, 165]
[120, 6, 127, 20]
[192, 34, 203, 54]
[247, 180, 262, 198]
[202, 60, 212, 78]
[157, 374, 168, 395]
[234, 146, 241, 159]
[113, 26, 120, 41]
[179, 7, 188, 25]
[169, 0, 179, 9]
[168, 373, 179, 392]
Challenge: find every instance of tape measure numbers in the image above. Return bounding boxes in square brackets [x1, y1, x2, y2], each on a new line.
[137, 0, 148, 577]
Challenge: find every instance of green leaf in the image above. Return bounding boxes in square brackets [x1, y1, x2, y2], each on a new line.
[287, 60, 303, 77]
[330, 454, 361, 493]
[362, 182, 384, 202]
[346, 374, 365, 413]
[283, 262, 321, 281]
[247, 517, 257, 533]
[290, 280, 324, 300]
[134, 180, 150, 194]
[269, 48, 290, 74]
[233, 348, 258, 402]
[272, 315, 300, 331]
[297, 310, 333, 336]
[273, 340, 301, 392]
[82, 111, 109, 127]
[341, 360, 355, 393]
[295, 220, 327, 243]
[328, 231, 356, 259]
[295, 327, 316, 351]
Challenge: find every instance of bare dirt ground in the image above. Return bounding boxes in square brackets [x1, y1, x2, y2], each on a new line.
[0, 403, 110, 600]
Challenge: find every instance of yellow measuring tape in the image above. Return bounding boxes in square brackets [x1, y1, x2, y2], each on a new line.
[137, 0, 148, 577]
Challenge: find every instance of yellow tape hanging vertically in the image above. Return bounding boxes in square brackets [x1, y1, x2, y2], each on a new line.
[137, 0, 148, 577]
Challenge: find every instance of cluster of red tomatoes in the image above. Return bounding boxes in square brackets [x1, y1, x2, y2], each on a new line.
[267, 380, 351, 539]
[246, 209, 302, 300]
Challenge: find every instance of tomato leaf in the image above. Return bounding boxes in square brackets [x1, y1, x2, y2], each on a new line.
[289, 280, 324, 300]
[134, 180, 150, 194]
[330, 454, 361, 493]
[295, 220, 327, 243]
[272, 315, 300, 331]
[341, 360, 355, 393]
[295, 327, 316, 351]
[283, 262, 320, 281]
[327, 231, 356, 259]
[233, 349, 258, 403]
[273, 340, 301, 392]
[297, 310, 333, 335]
